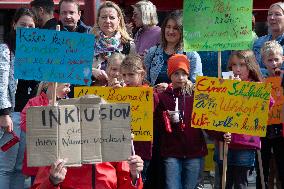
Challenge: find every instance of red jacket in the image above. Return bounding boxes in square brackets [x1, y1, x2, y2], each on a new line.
[155, 85, 208, 158]
[20, 92, 49, 176]
[31, 162, 143, 189]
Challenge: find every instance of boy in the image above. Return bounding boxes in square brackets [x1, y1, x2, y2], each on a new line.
[259, 40, 284, 188]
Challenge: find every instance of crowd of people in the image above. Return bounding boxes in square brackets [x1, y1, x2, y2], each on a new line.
[0, 0, 284, 189]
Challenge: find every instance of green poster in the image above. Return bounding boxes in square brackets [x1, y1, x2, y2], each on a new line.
[183, 0, 253, 51]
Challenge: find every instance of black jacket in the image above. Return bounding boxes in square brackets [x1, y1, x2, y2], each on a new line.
[42, 18, 58, 30]
[60, 20, 92, 33]
[14, 80, 39, 112]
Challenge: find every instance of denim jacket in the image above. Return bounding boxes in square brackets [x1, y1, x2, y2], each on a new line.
[0, 44, 17, 115]
[144, 45, 203, 86]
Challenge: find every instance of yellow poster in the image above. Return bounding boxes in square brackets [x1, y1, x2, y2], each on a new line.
[265, 77, 284, 125]
[191, 76, 271, 137]
[74, 87, 153, 141]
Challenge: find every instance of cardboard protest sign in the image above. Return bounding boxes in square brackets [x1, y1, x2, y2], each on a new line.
[74, 87, 153, 141]
[191, 76, 271, 137]
[26, 96, 131, 167]
[15, 28, 94, 85]
[265, 77, 284, 125]
[183, 0, 253, 51]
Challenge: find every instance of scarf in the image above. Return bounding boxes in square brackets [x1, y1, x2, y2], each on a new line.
[94, 31, 123, 57]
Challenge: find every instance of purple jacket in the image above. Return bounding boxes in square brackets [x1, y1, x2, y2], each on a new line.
[134, 26, 161, 55]
[155, 85, 208, 158]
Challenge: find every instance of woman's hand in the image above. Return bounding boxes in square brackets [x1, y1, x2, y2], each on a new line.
[127, 155, 143, 183]
[154, 83, 168, 93]
[49, 159, 68, 186]
[0, 115, 13, 132]
[92, 69, 109, 82]
[125, 23, 134, 37]
[223, 132, 231, 144]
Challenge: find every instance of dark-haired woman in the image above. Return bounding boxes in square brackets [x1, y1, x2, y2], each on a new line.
[0, 8, 37, 189]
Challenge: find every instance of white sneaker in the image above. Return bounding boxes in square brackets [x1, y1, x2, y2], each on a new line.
[247, 170, 256, 184]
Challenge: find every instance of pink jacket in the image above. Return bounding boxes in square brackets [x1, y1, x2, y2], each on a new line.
[229, 96, 275, 150]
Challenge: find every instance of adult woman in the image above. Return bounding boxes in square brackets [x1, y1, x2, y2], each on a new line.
[132, 0, 161, 56]
[92, 1, 134, 86]
[144, 10, 202, 89]
[0, 8, 36, 189]
[143, 11, 202, 189]
[253, 2, 284, 71]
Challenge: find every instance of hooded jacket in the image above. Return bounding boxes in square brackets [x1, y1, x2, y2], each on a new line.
[154, 85, 208, 158]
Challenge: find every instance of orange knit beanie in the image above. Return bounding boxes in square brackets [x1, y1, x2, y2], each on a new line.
[167, 54, 190, 77]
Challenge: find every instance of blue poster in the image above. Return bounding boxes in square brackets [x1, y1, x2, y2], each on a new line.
[15, 28, 95, 85]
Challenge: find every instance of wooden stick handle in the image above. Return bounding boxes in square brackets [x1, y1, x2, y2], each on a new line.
[222, 142, 228, 189]
[257, 150, 265, 189]
[218, 51, 222, 78]
[51, 25, 61, 106]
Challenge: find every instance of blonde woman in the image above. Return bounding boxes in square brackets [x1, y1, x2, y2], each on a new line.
[91, 1, 135, 86]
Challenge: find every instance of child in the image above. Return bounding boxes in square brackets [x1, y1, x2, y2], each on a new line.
[261, 40, 284, 77]
[106, 53, 125, 87]
[120, 54, 151, 183]
[259, 41, 284, 188]
[26, 82, 144, 189]
[219, 50, 263, 189]
[154, 54, 207, 189]
[20, 82, 71, 185]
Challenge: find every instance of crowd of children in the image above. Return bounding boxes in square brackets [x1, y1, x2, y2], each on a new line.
[0, 0, 284, 189]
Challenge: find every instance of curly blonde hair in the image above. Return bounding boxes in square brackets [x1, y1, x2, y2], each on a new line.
[261, 40, 283, 59]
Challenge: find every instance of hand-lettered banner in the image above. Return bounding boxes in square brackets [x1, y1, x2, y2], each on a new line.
[265, 77, 284, 125]
[15, 28, 94, 85]
[74, 87, 153, 141]
[183, 0, 253, 51]
[27, 97, 132, 167]
[191, 76, 271, 137]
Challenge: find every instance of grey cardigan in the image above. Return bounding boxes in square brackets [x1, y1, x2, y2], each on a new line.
[0, 43, 17, 115]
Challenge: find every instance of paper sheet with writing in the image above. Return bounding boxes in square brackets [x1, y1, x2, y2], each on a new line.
[191, 76, 271, 137]
[265, 77, 284, 125]
[15, 28, 94, 85]
[183, 0, 253, 51]
[27, 97, 131, 167]
[74, 87, 153, 141]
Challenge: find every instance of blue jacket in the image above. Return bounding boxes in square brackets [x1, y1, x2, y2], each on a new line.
[144, 45, 202, 86]
[0, 44, 17, 115]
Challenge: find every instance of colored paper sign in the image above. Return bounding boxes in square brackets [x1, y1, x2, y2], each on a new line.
[191, 76, 271, 137]
[27, 96, 131, 167]
[74, 87, 153, 141]
[15, 28, 94, 85]
[265, 77, 284, 125]
[183, 0, 253, 51]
